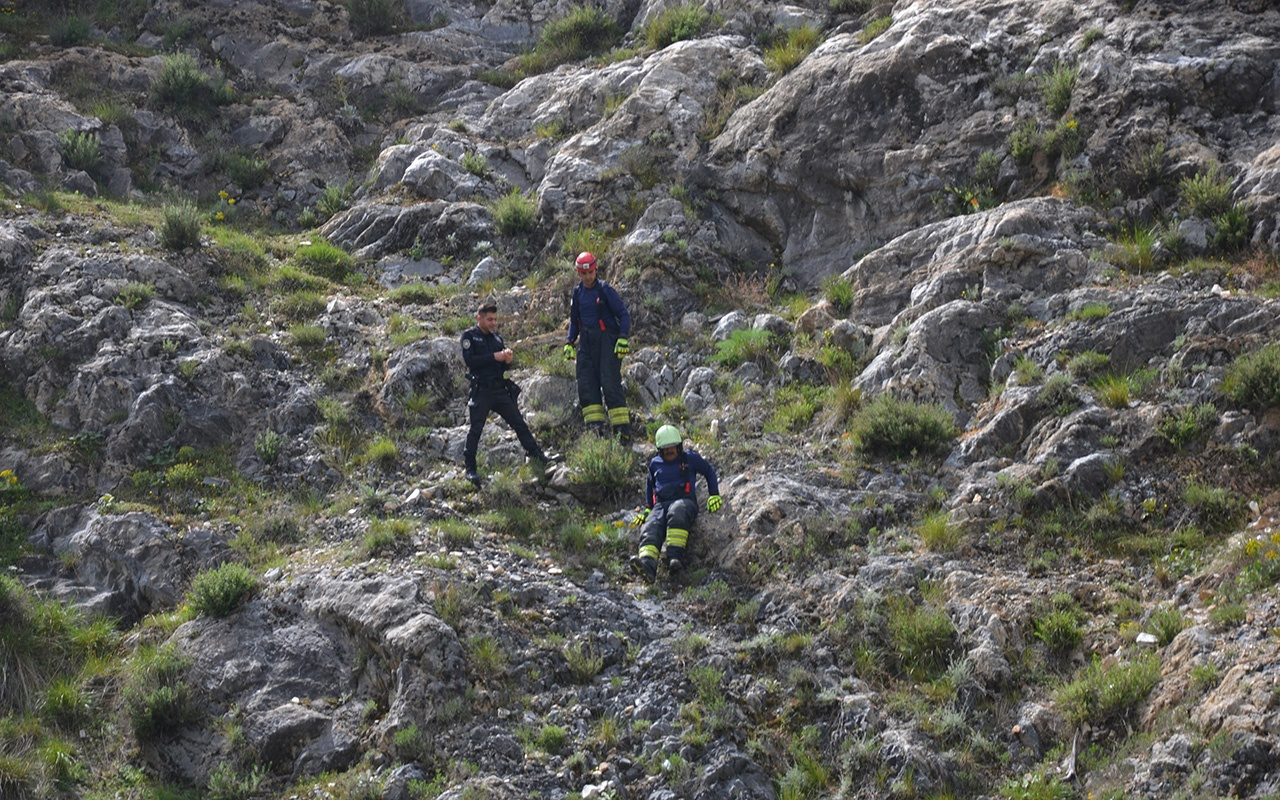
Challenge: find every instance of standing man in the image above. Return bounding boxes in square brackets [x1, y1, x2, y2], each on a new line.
[629, 425, 722, 583]
[461, 302, 555, 488]
[563, 251, 632, 441]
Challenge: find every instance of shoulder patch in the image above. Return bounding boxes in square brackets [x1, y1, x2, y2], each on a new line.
[462, 338, 472, 348]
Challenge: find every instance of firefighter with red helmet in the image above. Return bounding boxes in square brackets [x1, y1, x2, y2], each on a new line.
[563, 251, 633, 440]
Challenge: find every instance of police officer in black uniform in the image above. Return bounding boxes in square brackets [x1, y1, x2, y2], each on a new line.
[460, 302, 554, 487]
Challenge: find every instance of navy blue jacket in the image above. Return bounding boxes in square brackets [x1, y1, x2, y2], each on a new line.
[645, 448, 719, 508]
[567, 280, 630, 343]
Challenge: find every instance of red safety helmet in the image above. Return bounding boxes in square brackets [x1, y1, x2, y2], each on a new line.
[575, 252, 598, 273]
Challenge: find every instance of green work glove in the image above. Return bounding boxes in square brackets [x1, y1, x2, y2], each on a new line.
[707, 495, 722, 513]
[614, 338, 629, 357]
[563, 343, 575, 361]
[633, 507, 650, 527]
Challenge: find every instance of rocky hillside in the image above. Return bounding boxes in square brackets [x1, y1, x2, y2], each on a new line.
[2, 0, 1280, 798]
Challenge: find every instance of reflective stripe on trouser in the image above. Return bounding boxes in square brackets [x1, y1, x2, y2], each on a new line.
[638, 497, 697, 563]
[638, 543, 660, 561]
[582, 403, 607, 424]
[577, 328, 627, 424]
[608, 406, 630, 426]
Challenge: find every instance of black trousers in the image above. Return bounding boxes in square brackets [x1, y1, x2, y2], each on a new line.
[464, 388, 542, 472]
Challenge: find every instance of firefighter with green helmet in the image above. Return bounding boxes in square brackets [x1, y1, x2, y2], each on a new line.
[629, 424, 722, 583]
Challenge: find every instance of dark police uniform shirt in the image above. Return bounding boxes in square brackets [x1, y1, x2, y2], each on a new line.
[460, 326, 509, 392]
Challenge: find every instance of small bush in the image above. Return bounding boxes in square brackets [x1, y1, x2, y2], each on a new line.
[918, 511, 964, 553]
[564, 639, 604, 684]
[114, 282, 155, 310]
[516, 5, 623, 74]
[711, 328, 775, 369]
[123, 645, 199, 741]
[887, 599, 955, 680]
[316, 181, 356, 219]
[1221, 343, 1280, 410]
[1182, 479, 1243, 535]
[1212, 205, 1251, 253]
[1179, 162, 1234, 218]
[255, 430, 284, 464]
[1032, 610, 1082, 654]
[460, 151, 490, 177]
[643, 3, 710, 49]
[344, 0, 403, 37]
[363, 435, 399, 469]
[188, 563, 257, 618]
[490, 188, 538, 235]
[764, 24, 822, 73]
[847, 395, 958, 459]
[1111, 224, 1159, 272]
[858, 15, 892, 44]
[1000, 770, 1073, 800]
[822, 274, 853, 314]
[152, 53, 227, 122]
[158, 201, 203, 251]
[567, 435, 632, 502]
[1147, 606, 1186, 647]
[226, 152, 272, 190]
[295, 239, 355, 282]
[57, 129, 102, 175]
[1040, 61, 1078, 115]
[1054, 653, 1160, 729]
[49, 15, 93, 46]
[363, 518, 413, 558]
[290, 324, 327, 348]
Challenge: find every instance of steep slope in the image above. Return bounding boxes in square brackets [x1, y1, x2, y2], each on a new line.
[1, 1, 1280, 799]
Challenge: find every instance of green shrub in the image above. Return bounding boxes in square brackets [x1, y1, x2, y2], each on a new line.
[1147, 606, 1186, 647]
[1179, 162, 1234, 218]
[1221, 343, 1280, 410]
[114, 282, 155, 309]
[564, 639, 604, 684]
[206, 762, 267, 800]
[1040, 61, 1078, 115]
[847, 395, 958, 459]
[158, 201, 203, 251]
[857, 15, 892, 44]
[152, 53, 228, 122]
[1157, 403, 1218, 450]
[290, 324, 327, 349]
[188, 563, 258, 617]
[1032, 610, 1082, 654]
[1212, 205, 1251, 253]
[344, 0, 403, 37]
[918, 511, 964, 553]
[1054, 653, 1159, 729]
[711, 328, 775, 369]
[226, 152, 272, 190]
[516, 5, 623, 74]
[764, 24, 822, 73]
[643, 3, 710, 49]
[1007, 118, 1041, 165]
[1111, 224, 1159, 272]
[490, 188, 538, 235]
[765, 385, 823, 434]
[277, 290, 327, 321]
[57, 129, 101, 175]
[316, 181, 355, 219]
[295, 239, 355, 282]
[123, 644, 199, 741]
[1000, 770, 1073, 800]
[440, 152, 481, 182]
[49, 15, 93, 46]
[887, 598, 955, 680]
[363, 518, 413, 558]
[1181, 479, 1243, 535]
[363, 435, 399, 469]
[566, 435, 632, 502]
[822, 273, 853, 314]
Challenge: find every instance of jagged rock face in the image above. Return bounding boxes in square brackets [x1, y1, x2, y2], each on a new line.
[705, 0, 1280, 287]
[5, 1, 1280, 799]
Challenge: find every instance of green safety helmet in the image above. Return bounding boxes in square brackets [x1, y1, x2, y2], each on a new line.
[654, 425, 682, 449]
